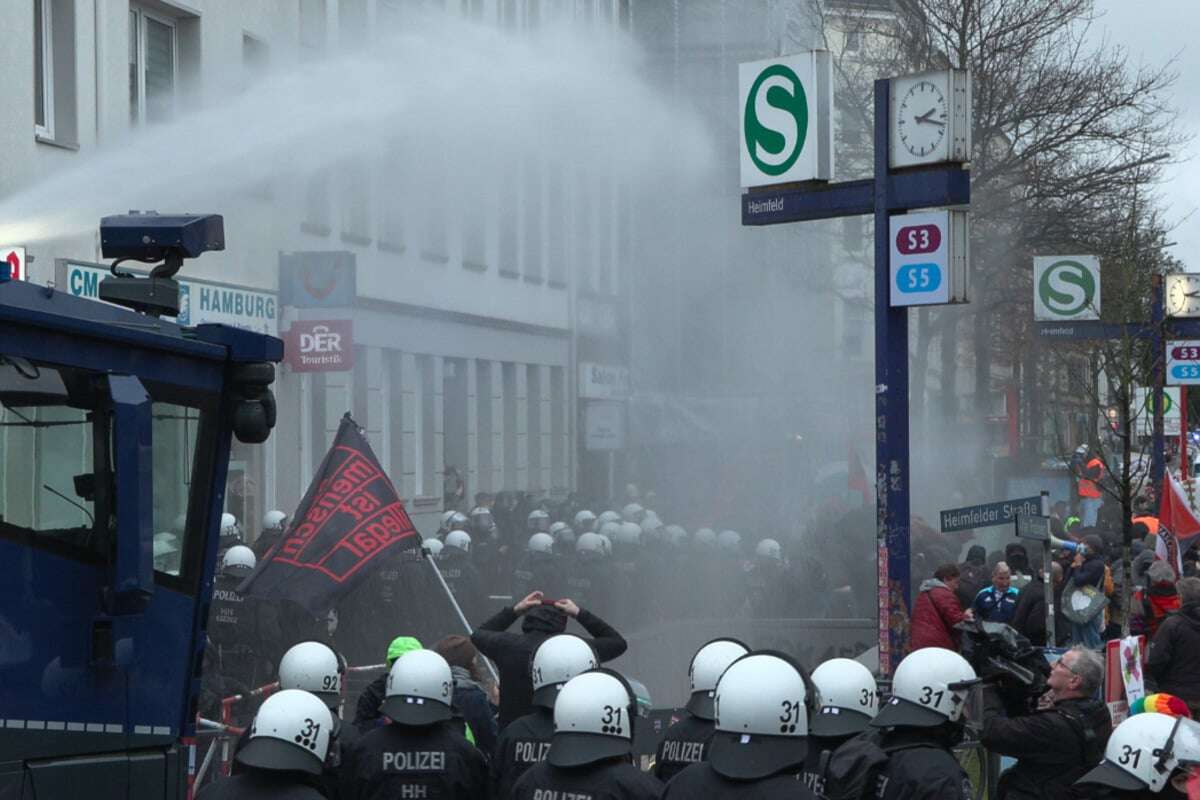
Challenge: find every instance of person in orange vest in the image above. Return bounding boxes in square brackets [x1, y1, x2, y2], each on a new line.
[1076, 445, 1105, 528]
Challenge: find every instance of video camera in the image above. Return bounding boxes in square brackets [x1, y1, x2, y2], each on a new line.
[98, 212, 224, 317]
[955, 619, 1050, 712]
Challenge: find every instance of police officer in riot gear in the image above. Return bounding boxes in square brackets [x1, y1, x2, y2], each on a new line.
[802, 658, 880, 797]
[438, 529, 485, 623]
[574, 509, 598, 534]
[742, 538, 789, 618]
[654, 637, 750, 782]
[514, 532, 564, 599]
[598, 510, 622, 528]
[510, 669, 663, 799]
[565, 531, 605, 609]
[858, 647, 977, 800]
[255, 509, 288, 559]
[528, 508, 552, 535]
[661, 651, 821, 799]
[198, 689, 333, 799]
[491, 634, 599, 798]
[217, 512, 243, 563]
[551, 523, 577, 557]
[207, 545, 282, 694]
[1075, 713, 1200, 798]
[340, 649, 487, 799]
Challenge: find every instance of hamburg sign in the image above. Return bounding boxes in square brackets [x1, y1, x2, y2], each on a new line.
[739, 52, 833, 188]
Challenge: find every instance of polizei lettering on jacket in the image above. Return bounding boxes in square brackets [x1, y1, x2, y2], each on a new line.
[514, 740, 552, 764]
[659, 739, 705, 764]
[380, 751, 446, 771]
[532, 791, 593, 800]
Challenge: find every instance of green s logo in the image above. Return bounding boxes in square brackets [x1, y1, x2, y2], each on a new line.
[744, 65, 808, 176]
[1038, 260, 1096, 316]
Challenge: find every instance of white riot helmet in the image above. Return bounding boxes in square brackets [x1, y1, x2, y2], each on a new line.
[469, 506, 495, 535]
[872, 647, 977, 728]
[664, 524, 688, 546]
[710, 652, 811, 780]
[811, 658, 879, 736]
[615, 522, 642, 547]
[573, 510, 597, 532]
[222, 544, 256, 575]
[755, 538, 782, 562]
[422, 538, 444, 557]
[528, 532, 555, 554]
[550, 669, 636, 767]
[552, 525, 576, 550]
[262, 510, 287, 531]
[153, 532, 180, 573]
[444, 530, 472, 554]
[549, 521, 569, 537]
[531, 635, 598, 708]
[686, 637, 750, 720]
[597, 510, 621, 526]
[576, 532, 605, 558]
[238, 689, 332, 775]
[220, 513, 240, 540]
[621, 503, 645, 523]
[598, 521, 622, 540]
[717, 530, 742, 554]
[382, 649, 454, 725]
[1078, 713, 1200, 794]
[693, 528, 717, 548]
[596, 533, 613, 557]
[528, 509, 551, 533]
[278, 641, 342, 710]
[447, 511, 469, 532]
[441, 509, 458, 528]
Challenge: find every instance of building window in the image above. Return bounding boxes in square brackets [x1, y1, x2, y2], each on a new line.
[34, 0, 53, 137]
[130, 7, 177, 125]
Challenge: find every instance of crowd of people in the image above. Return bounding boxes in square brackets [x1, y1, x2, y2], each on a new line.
[198, 581, 1200, 799]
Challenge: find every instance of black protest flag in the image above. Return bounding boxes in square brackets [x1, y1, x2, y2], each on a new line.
[240, 413, 419, 616]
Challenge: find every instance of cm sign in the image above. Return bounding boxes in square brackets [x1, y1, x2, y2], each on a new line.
[739, 52, 833, 188]
[1034, 256, 1100, 321]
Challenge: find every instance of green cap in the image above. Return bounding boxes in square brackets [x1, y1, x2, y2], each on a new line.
[386, 636, 423, 666]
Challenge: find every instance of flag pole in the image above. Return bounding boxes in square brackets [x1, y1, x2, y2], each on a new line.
[420, 545, 500, 684]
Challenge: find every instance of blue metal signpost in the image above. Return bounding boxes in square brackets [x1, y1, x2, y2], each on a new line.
[742, 79, 970, 673]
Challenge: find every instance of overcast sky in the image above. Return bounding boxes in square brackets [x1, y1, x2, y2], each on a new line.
[1092, 0, 1199, 270]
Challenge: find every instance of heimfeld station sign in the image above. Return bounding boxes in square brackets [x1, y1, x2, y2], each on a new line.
[1033, 256, 1101, 321]
[739, 52, 834, 188]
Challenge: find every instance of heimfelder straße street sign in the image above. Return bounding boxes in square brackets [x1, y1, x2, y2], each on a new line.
[940, 496, 1042, 533]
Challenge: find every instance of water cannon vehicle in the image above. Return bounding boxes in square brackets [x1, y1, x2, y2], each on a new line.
[0, 214, 281, 799]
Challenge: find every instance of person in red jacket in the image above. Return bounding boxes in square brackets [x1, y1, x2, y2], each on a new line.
[911, 563, 975, 651]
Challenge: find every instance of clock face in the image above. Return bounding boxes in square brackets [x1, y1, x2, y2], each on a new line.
[897, 80, 948, 159]
[1167, 274, 1200, 317]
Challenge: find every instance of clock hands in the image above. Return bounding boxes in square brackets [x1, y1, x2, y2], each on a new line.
[915, 108, 946, 127]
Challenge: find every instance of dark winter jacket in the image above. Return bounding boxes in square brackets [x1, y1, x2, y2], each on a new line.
[339, 719, 487, 800]
[449, 665, 498, 758]
[471, 604, 627, 728]
[652, 711, 716, 784]
[1068, 553, 1106, 589]
[873, 727, 973, 800]
[1010, 583, 1065, 647]
[662, 761, 819, 799]
[352, 674, 387, 735]
[511, 757, 662, 800]
[195, 769, 328, 800]
[490, 706, 554, 799]
[1149, 601, 1200, 708]
[980, 691, 1111, 800]
[911, 579, 967, 651]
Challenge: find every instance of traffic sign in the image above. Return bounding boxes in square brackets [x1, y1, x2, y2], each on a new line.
[0, 246, 26, 281]
[1033, 256, 1101, 321]
[889, 209, 968, 306]
[939, 495, 1041, 533]
[738, 52, 833, 188]
[1015, 513, 1051, 542]
[1167, 340, 1200, 385]
[1135, 386, 1181, 436]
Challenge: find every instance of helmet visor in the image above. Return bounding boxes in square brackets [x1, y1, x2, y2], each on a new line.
[708, 730, 807, 780]
[811, 706, 874, 738]
[685, 691, 716, 721]
[548, 731, 632, 768]
[235, 736, 324, 777]
[870, 696, 949, 729]
[1075, 760, 1149, 792]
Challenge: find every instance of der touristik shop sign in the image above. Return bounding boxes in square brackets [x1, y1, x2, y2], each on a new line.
[286, 320, 354, 372]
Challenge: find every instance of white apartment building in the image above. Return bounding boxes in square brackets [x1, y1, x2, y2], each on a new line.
[3, 0, 630, 536]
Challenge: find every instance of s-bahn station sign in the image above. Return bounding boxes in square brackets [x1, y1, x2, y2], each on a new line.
[739, 51, 834, 188]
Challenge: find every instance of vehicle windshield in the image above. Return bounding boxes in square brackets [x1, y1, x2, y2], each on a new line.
[0, 355, 206, 579]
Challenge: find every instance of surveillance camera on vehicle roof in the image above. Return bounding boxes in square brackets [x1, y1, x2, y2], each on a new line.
[99, 212, 224, 317]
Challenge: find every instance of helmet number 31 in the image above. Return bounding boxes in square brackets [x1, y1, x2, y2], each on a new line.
[1117, 745, 1142, 769]
[918, 686, 945, 706]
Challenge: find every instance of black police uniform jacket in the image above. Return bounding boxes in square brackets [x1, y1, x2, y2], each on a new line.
[195, 769, 328, 800]
[207, 573, 282, 688]
[339, 719, 487, 800]
[471, 605, 627, 728]
[509, 756, 662, 800]
[491, 706, 554, 799]
[872, 728, 972, 800]
[661, 762, 821, 800]
[980, 694, 1111, 800]
[799, 733, 854, 798]
[652, 712, 714, 783]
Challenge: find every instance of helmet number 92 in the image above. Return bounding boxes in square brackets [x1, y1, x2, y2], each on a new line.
[918, 686, 945, 707]
[322, 675, 339, 691]
[1117, 745, 1142, 769]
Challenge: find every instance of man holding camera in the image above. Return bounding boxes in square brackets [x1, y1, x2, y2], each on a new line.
[980, 646, 1112, 800]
